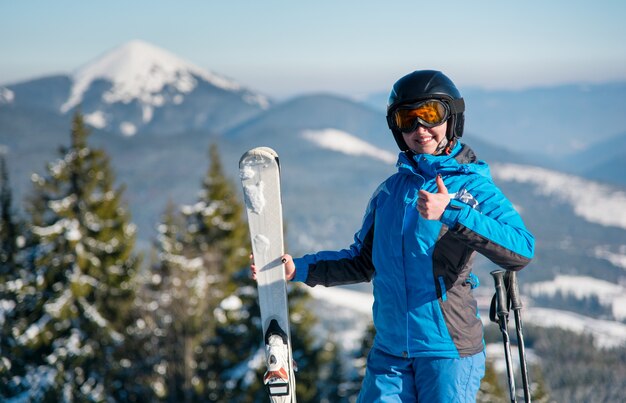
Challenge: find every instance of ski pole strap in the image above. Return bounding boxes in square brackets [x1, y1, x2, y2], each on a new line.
[490, 270, 509, 322]
[489, 293, 498, 323]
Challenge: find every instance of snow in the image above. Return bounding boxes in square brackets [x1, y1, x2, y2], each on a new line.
[527, 275, 626, 320]
[142, 104, 153, 123]
[220, 295, 243, 311]
[253, 234, 270, 259]
[244, 93, 270, 109]
[49, 158, 67, 178]
[44, 289, 72, 318]
[240, 154, 270, 216]
[302, 129, 397, 164]
[32, 218, 81, 241]
[612, 294, 626, 322]
[160, 252, 204, 271]
[48, 194, 77, 213]
[523, 307, 626, 349]
[309, 286, 626, 350]
[243, 181, 266, 214]
[6, 365, 58, 402]
[119, 122, 137, 136]
[0, 86, 15, 103]
[307, 286, 373, 353]
[493, 163, 626, 230]
[0, 299, 16, 325]
[527, 275, 623, 301]
[224, 346, 265, 389]
[18, 314, 52, 345]
[593, 245, 626, 270]
[60, 39, 269, 114]
[79, 297, 124, 343]
[66, 220, 82, 241]
[181, 200, 220, 217]
[308, 285, 373, 315]
[239, 165, 255, 180]
[485, 343, 540, 375]
[83, 111, 107, 128]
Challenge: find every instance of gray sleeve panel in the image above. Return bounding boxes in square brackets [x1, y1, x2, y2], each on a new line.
[433, 229, 518, 357]
[449, 223, 532, 272]
[304, 224, 376, 287]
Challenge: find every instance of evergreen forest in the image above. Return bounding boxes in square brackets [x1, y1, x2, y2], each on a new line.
[1, 113, 622, 402]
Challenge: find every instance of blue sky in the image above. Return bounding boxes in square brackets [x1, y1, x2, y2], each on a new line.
[2, 0, 625, 99]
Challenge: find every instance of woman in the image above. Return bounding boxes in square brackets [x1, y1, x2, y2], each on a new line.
[252, 70, 535, 402]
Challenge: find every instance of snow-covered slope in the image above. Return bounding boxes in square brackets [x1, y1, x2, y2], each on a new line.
[493, 163, 626, 230]
[308, 285, 626, 350]
[302, 128, 396, 164]
[0, 87, 14, 104]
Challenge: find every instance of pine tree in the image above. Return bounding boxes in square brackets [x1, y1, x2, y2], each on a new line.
[316, 333, 345, 402]
[0, 153, 34, 398]
[287, 284, 338, 402]
[181, 144, 250, 284]
[0, 153, 19, 274]
[144, 144, 342, 402]
[143, 201, 215, 401]
[342, 321, 375, 401]
[142, 144, 252, 401]
[9, 112, 141, 401]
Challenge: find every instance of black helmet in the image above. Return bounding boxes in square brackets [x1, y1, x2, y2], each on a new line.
[387, 70, 465, 152]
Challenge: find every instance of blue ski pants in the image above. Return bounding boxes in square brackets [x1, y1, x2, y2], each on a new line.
[357, 347, 485, 402]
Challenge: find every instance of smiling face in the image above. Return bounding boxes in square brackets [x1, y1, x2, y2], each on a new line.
[401, 121, 448, 155]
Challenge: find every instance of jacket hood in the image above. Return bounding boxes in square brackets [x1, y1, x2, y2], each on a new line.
[396, 142, 491, 180]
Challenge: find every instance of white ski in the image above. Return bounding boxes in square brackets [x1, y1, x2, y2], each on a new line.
[239, 147, 296, 403]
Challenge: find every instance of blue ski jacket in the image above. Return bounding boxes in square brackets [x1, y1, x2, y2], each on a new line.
[292, 142, 534, 359]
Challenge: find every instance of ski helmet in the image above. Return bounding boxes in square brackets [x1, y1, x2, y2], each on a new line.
[387, 70, 465, 152]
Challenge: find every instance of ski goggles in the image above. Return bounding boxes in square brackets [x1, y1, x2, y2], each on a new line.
[388, 99, 450, 133]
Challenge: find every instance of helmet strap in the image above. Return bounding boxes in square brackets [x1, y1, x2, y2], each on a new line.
[444, 139, 457, 155]
[434, 136, 449, 155]
[435, 115, 458, 155]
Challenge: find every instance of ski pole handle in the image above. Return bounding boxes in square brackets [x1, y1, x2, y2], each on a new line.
[491, 270, 509, 317]
[506, 271, 523, 311]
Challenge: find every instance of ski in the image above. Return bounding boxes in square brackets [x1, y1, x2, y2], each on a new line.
[239, 147, 296, 403]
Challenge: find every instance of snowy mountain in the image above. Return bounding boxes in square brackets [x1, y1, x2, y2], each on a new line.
[1, 40, 624, 355]
[0, 40, 270, 135]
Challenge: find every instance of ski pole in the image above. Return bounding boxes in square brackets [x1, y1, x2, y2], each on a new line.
[491, 269, 517, 403]
[507, 271, 531, 403]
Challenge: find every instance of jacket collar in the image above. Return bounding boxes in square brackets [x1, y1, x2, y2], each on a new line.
[396, 142, 490, 179]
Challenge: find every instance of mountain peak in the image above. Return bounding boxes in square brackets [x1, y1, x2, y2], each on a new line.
[61, 40, 250, 113]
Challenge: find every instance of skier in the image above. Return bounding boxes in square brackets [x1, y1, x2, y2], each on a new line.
[251, 70, 534, 402]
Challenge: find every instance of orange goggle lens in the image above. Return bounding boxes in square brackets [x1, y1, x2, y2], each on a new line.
[392, 100, 449, 132]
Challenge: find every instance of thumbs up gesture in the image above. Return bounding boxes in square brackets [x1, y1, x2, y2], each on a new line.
[417, 174, 450, 220]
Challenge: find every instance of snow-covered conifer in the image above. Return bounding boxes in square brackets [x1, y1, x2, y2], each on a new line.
[7, 112, 141, 401]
